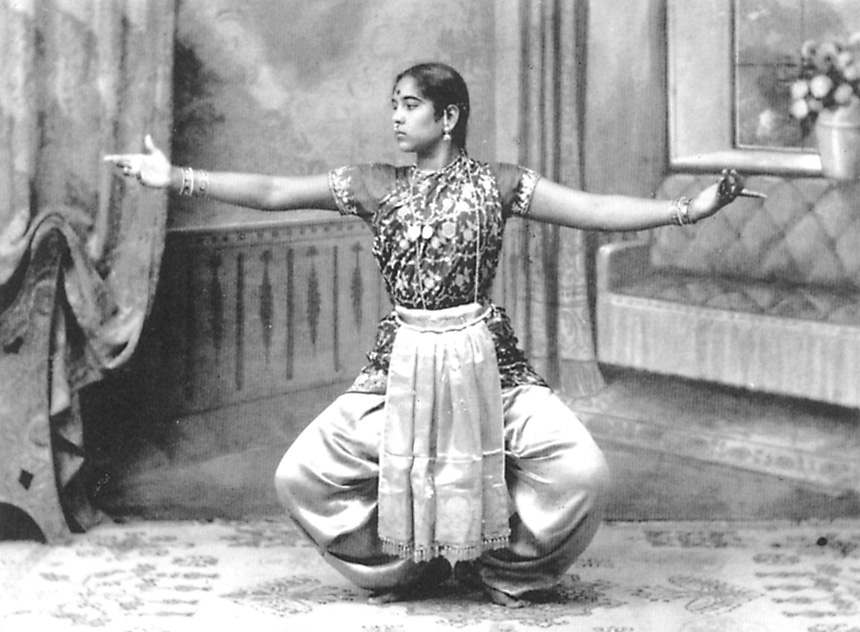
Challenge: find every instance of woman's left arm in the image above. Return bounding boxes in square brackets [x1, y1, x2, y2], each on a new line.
[527, 171, 742, 231]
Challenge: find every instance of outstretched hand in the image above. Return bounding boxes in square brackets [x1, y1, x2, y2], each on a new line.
[104, 134, 172, 189]
[689, 169, 746, 223]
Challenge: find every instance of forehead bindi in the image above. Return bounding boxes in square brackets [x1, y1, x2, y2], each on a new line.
[393, 76, 424, 101]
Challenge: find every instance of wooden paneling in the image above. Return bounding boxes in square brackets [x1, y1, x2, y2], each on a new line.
[136, 216, 389, 417]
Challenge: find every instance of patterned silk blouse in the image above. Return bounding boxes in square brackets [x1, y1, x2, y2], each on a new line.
[329, 152, 548, 394]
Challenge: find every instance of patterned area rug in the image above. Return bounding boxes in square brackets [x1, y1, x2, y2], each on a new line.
[2, 518, 860, 631]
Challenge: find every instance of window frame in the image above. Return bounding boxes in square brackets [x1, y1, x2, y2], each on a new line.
[667, 0, 822, 175]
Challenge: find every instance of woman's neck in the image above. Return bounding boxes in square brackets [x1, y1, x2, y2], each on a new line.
[415, 144, 461, 171]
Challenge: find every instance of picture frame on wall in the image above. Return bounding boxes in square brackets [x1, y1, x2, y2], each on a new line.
[668, 0, 860, 175]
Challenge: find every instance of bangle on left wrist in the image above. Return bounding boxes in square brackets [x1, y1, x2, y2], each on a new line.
[670, 197, 693, 226]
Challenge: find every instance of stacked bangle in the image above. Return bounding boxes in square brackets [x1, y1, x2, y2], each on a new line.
[179, 167, 193, 196]
[671, 197, 693, 226]
[195, 169, 210, 197]
[178, 167, 210, 198]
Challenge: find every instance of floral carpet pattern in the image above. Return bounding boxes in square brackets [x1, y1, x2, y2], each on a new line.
[1, 518, 860, 631]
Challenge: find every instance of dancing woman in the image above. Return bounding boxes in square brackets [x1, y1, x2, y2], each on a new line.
[106, 62, 745, 607]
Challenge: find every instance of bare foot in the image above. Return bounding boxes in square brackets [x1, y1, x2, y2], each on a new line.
[482, 584, 527, 608]
[367, 557, 452, 606]
[453, 561, 528, 608]
[367, 590, 405, 605]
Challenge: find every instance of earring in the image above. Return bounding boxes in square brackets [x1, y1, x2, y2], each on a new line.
[443, 127, 452, 142]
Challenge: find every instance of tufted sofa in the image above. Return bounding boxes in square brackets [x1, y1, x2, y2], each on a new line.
[596, 174, 860, 408]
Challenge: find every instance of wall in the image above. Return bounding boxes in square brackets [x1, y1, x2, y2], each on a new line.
[83, 0, 852, 523]
[168, 0, 509, 230]
[585, 0, 667, 200]
[161, 0, 523, 408]
[88, 0, 677, 521]
[581, 0, 860, 520]
[88, 0, 526, 519]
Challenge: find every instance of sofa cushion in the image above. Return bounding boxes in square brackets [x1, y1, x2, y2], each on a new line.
[652, 175, 860, 291]
[615, 269, 860, 325]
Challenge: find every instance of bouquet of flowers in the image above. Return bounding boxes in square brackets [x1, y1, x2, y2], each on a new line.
[790, 33, 860, 132]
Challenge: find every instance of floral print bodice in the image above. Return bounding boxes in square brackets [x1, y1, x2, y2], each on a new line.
[330, 153, 536, 309]
[329, 153, 548, 393]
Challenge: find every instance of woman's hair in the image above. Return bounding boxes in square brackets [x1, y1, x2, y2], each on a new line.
[395, 62, 470, 149]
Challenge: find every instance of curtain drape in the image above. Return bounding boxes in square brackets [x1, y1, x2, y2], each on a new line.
[515, 0, 604, 396]
[0, 0, 175, 539]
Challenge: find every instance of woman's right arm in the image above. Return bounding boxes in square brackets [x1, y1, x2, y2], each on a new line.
[179, 170, 338, 211]
[104, 134, 338, 212]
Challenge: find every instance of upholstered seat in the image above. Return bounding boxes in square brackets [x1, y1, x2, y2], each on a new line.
[597, 174, 860, 407]
[615, 271, 860, 325]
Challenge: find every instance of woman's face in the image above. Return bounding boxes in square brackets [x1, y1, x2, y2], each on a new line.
[391, 75, 444, 154]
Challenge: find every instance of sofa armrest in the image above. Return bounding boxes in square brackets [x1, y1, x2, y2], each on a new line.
[596, 240, 651, 292]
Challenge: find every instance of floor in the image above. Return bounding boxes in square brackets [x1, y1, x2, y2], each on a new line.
[3, 368, 860, 630]
[2, 515, 860, 631]
[570, 367, 860, 522]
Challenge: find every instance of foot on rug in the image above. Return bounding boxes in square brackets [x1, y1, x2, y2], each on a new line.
[454, 561, 528, 609]
[367, 557, 453, 605]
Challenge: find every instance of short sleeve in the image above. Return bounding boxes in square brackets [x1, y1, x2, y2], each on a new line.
[328, 163, 396, 220]
[491, 163, 541, 218]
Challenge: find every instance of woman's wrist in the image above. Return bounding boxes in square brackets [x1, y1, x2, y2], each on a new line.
[169, 166, 184, 192]
[170, 166, 210, 197]
[669, 197, 693, 226]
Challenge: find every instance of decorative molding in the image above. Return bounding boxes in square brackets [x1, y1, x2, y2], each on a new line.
[235, 252, 245, 391]
[260, 250, 274, 363]
[285, 248, 295, 382]
[579, 408, 860, 492]
[568, 380, 860, 494]
[332, 245, 340, 373]
[209, 254, 224, 361]
[166, 215, 372, 245]
[306, 246, 320, 347]
[351, 242, 364, 332]
[139, 217, 388, 416]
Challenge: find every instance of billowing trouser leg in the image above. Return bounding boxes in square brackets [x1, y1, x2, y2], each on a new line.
[275, 393, 425, 592]
[475, 385, 611, 597]
[275, 386, 610, 595]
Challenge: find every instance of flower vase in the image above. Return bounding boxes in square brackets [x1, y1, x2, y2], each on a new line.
[815, 101, 860, 180]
